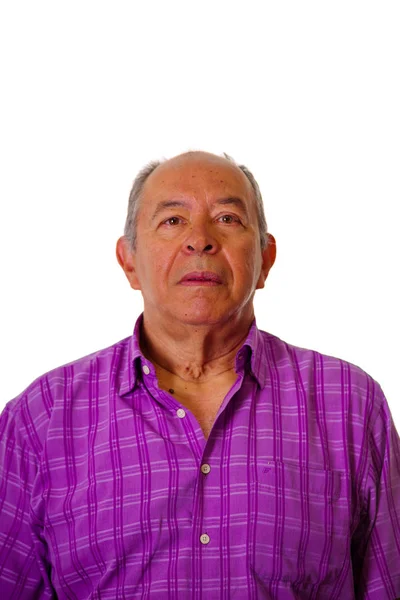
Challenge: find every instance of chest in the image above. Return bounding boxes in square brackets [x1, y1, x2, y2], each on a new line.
[181, 396, 225, 439]
[156, 371, 237, 439]
[174, 385, 232, 439]
[40, 389, 350, 597]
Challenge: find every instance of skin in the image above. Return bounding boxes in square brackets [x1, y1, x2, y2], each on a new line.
[116, 151, 276, 393]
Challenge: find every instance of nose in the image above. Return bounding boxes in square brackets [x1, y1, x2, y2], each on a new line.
[183, 221, 219, 256]
[186, 243, 213, 254]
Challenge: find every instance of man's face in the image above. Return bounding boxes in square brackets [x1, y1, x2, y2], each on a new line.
[118, 153, 275, 326]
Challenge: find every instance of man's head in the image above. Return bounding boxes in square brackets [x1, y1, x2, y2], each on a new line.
[123, 152, 269, 253]
[116, 151, 276, 327]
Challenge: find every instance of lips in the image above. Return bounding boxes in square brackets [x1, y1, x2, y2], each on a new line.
[179, 271, 222, 284]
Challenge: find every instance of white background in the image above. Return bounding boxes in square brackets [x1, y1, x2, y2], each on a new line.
[0, 2, 399, 430]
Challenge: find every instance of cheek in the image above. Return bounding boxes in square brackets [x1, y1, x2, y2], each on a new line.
[235, 244, 259, 271]
[230, 247, 261, 287]
[137, 247, 173, 284]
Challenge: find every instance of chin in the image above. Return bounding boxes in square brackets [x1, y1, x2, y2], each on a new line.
[170, 305, 234, 327]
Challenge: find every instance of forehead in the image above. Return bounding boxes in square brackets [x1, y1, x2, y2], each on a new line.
[141, 154, 254, 206]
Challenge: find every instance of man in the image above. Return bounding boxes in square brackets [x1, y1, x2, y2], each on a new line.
[0, 151, 399, 599]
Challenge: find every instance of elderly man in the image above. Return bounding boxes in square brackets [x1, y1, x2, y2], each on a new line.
[0, 151, 399, 599]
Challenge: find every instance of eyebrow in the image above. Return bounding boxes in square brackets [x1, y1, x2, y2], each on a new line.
[151, 197, 249, 222]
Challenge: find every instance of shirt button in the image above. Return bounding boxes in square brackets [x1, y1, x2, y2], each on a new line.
[200, 533, 210, 545]
[176, 408, 186, 418]
[142, 365, 150, 375]
[201, 464, 211, 474]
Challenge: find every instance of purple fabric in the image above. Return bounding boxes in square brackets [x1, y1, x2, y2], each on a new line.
[1, 313, 399, 599]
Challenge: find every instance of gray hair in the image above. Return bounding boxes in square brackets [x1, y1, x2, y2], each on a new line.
[123, 152, 268, 251]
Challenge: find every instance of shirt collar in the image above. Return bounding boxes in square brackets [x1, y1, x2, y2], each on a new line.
[119, 313, 147, 396]
[235, 317, 268, 388]
[119, 312, 268, 396]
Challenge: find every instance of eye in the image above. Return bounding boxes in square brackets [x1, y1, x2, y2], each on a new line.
[163, 216, 183, 226]
[218, 214, 241, 224]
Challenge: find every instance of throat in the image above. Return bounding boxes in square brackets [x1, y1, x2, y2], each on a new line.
[156, 366, 238, 410]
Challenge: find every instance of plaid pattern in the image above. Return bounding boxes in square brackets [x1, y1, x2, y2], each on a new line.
[1, 313, 399, 599]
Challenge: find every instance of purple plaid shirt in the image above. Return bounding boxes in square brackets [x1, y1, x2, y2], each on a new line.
[1, 313, 399, 599]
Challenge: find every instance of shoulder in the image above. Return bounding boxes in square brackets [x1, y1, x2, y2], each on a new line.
[260, 328, 379, 384]
[1, 335, 132, 454]
[257, 328, 384, 421]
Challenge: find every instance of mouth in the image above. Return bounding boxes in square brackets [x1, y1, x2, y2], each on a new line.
[179, 271, 223, 286]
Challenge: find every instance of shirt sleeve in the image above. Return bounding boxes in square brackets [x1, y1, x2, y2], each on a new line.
[353, 389, 400, 600]
[0, 400, 55, 599]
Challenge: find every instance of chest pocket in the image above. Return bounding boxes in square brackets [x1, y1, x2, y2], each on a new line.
[252, 460, 349, 589]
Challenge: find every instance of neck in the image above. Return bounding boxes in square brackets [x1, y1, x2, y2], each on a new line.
[139, 307, 254, 384]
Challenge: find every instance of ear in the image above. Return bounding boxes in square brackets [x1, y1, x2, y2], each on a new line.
[256, 233, 277, 290]
[116, 236, 141, 290]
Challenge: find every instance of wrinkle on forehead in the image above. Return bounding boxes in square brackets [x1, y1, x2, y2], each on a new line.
[136, 151, 259, 230]
[145, 153, 253, 200]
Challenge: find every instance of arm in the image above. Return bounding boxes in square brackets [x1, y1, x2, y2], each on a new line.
[0, 401, 55, 598]
[352, 389, 400, 599]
